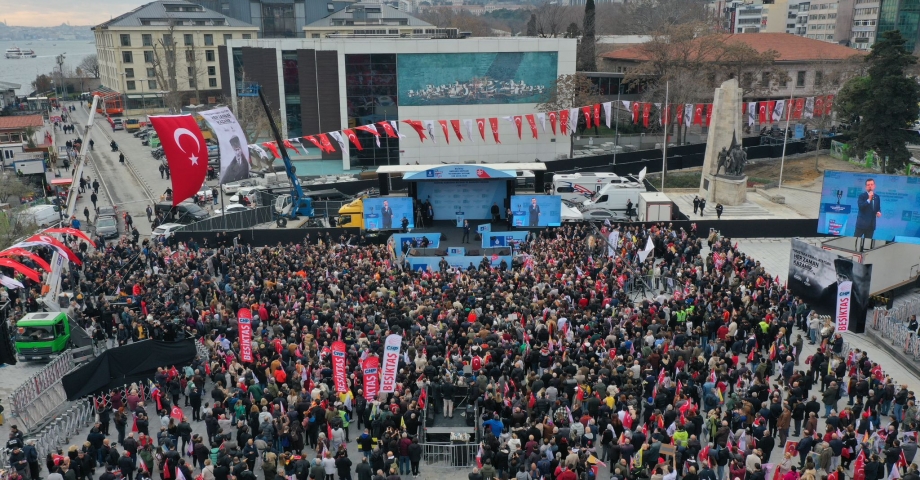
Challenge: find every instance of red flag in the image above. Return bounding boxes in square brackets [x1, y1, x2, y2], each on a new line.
[148, 115, 208, 206]
[900, 449, 909, 468]
[377, 121, 398, 138]
[418, 388, 427, 410]
[642, 103, 651, 128]
[402, 120, 428, 142]
[793, 98, 805, 119]
[632, 102, 640, 124]
[559, 109, 570, 135]
[767, 101, 776, 122]
[355, 125, 381, 146]
[489, 118, 500, 143]
[317, 134, 335, 153]
[450, 119, 464, 141]
[262, 142, 281, 159]
[476, 118, 487, 140]
[593, 104, 601, 128]
[693, 104, 704, 125]
[705, 104, 714, 127]
[825, 95, 835, 115]
[676, 104, 684, 125]
[283, 139, 299, 154]
[581, 106, 593, 129]
[303, 135, 323, 151]
[43, 227, 96, 247]
[525, 114, 538, 139]
[331, 340, 348, 393]
[23, 234, 81, 265]
[438, 120, 451, 144]
[513, 115, 524, 139]
[0, 258, 39, 282]
[342, 129, 363, 151]
[814, 97, 825, 118]
[548, 111, 558, 135]
[759, 102, 768, 124]
[0, 248, 51, 271]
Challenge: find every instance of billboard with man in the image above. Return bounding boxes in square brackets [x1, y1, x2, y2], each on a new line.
[510, 195, 562, 227]
[817, 170, 920, 241]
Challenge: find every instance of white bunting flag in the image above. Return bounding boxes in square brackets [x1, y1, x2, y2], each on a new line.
[804, 97, 815, 119]
[463, 119, 475, 142]
[389, 121, 405, 138]
[685, 104, 693, 127]
[423, 120, 437, 144]
[568, 108, 578, 134]
[536, 112, 546, 133]
[603, 102, 612, 129]
[747, 102, 756, 126]
[328, 131, 347, 151]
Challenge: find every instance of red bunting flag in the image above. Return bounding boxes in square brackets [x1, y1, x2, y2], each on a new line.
[377, 121, 398, 138]
[548, 111, 558, 135]
[262, 142, 281, 159]
[355, 125, 381, 147]
[303, 135, 323, 151]
[489, 118, 500, 143]
[559, 109, 570, 135]
[825, 94, 835, 115]
[476, 118, 487, 140]
[513, 115, 523, 139]
[283, 139, 299, 154]
[438, 120, 451, 144]
[632, 102, 640, 124]
[759, 102, 768, 124]
[705, 104, 714, 127]
[450, 119, 464, 142]
[402, 120, 428, 142]
[794, 98, 805, 119]
[343, 129, 363, 151]
[317, 134, 335, 154]
[525, 114, 538, 139]
[642, 103, 651, 128]
[581, 106, 593, 129]
[676, 104, 684, 125]
[814, 97, 825, 118]
[593, 104, 601, 128]
[148, 115, 208, 206]
[693, 104, 704, 125]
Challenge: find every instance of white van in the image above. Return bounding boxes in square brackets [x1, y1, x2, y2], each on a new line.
[19, 204, 62, 227]
[551, 172, 639, 202]
[581, 184, 645, 212]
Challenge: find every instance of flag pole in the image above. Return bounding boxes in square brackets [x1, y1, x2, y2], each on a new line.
[662, 81, 669, 188]
[778, 90, 795, 190]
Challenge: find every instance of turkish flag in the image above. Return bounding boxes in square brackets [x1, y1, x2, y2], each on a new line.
[642, 103, 651, 128]
[581, 106, 593, 129]
[23, 234, 81, 265]
[814, 96, 825, 118]
[559, 109, 570, 135]
[343, 129, 363, 151]
[0, 258, 40, 282]
[43, 227, 95, 247]
[303, 135, 323, 151]
[825, 95, 835, 116]
[793, 98, 805, 119]
[0, 248, 51, 271]
[767, 101, 776, 122]
[450, 119, 464, 141]
[377, 122, 398, 138]
[489, 117, 500, 143]
[675, 104, 684, 125]
[317, 134, 335, 154]
[402, 120, 428, 142]
[548, 111, 558, 135]
[149, 115, 208, 206]
[758, 102, 768, 124]
[632, 102, 640, 124]
[513, 115, 523, 139]
[262, 142, 280, 159]
[438, 120, 451, 144]
[693, 104, 704, 125]
[593, 104, 601, 129]
[355, 125, 381, 147]
[705, 104, 714, 127]
[476, 118, 487, 140]
[525, 114, 538, 139]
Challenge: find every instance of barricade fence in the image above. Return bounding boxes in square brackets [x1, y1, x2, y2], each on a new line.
[179, 206, 274, 232]
[868, 306, 920, 361]
[10, 350, 75, 416]
[422, 442, 480, 469]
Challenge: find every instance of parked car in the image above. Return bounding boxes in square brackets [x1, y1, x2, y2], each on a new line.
[580, 208, 632, 223]
[108, 117, 124, 131]
[94, 215, 119, 239]
[95, 205, 117, 222]
[151, 223, 184, 240]
[19, 204, 63, 228]
[221, 179, 258, 195]
[213, 204, 250, 215]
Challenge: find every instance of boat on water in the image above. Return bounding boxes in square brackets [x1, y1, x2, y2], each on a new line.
[5, 46, 37, 59]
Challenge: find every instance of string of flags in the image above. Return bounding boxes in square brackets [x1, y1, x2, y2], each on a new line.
[251, 95, 836, 159]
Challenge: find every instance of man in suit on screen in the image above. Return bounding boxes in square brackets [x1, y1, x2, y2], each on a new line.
[854, 178, 882, 239]
[528, 198, 541, 227]
[381, 200, 394, 230]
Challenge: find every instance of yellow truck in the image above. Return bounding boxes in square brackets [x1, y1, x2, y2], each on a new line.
[124, 118, 141, 132]
[336, 197, 364, 229]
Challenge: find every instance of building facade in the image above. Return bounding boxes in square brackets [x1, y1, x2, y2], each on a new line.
[92, 1, 258, 112]
[220, 37, 576, 169]
[878, 0, 920, 52]
[302, 2, 459, 39]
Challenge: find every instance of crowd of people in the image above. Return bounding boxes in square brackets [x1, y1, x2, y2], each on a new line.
[2, 221, 918, 480]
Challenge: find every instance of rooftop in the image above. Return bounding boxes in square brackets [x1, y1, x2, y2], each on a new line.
[0, 81, 22, 91]
[92, 0, 256, 29]
[305, 2, 433, 28]
[602, 32, 864, 63]
[0, 115, 44, 130]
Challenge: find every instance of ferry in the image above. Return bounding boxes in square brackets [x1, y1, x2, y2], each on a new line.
[5, 46, 37, 59]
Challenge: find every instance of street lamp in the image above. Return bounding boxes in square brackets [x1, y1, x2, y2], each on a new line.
[120, 72, 128, 118]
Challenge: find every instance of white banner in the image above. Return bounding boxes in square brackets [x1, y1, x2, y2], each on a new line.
[603, 102, 612, 129]
[380, 334, 403, 393]
[638, 236, 655, 263]
[835, 280, 853, 332]
[198, 106, 251, 185]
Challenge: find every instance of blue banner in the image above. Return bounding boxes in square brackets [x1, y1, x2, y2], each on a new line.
[364, 197, 414, 231]
[390, 233, 440, 256]
[405, 165, 516, 181]
[510, 195, 562, 227]
[408, 255, 512, 271]
[817, 170, 920, 241]
[481, 231, 529, 249]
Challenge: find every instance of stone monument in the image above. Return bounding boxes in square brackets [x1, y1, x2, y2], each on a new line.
[699, 78, 748, 206]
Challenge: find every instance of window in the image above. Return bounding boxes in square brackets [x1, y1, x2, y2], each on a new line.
[185, 50, 195, 62]
[206, 50, 215, 62]
[204, 34, 213, 45]
[144, 51, 154, 63]
[224, 34, 232, 42]
[209, 78, 217, 88]
[815, 71, 824, 87]
[120, 34, 131, 46]
[312, 33, 320, 38]
[242, 34, 251, 39]
[184, 34, 194, 46]
[188, 66, 195, 76]
[207, 66, 216, 75]
[126, 80, 136, 90]
[796, 71, 806, 87]
[142, 34, 153, 46]
[779, 74, 788, 87]
[147, 67, 156, 77]
[148, 80, 157, 89]
[761, 72, 770, 87]
[122, 51, 133, 63]
[125, 68, 134, 78]
[163, 33, 173, 45]
[189, 78, 196, 87]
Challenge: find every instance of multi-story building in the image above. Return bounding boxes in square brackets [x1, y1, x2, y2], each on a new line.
[92, 1, 258, 114]
[835, 0, 880, 49]
[193, 0, 358, 38]
[302, 2, 460, 39]
[878, 0, 920, 52]
[735, 2, 766, 32]
[805, 0, 840, 41]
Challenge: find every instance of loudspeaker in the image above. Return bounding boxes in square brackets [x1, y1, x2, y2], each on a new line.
[378, 173, 389, 196]
[465, 405, 475, 426]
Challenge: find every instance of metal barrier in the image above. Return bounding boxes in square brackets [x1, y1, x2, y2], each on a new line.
[179, 206, 274, 232]
[422, 442, 479, 469]
[868, 306, 920, 361]
[10, 350, 75, 416]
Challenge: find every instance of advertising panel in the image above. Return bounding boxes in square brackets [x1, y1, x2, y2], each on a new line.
[331, 341, 348, 393]
[817, 170, 920, 241]
[238, 308, 253, 362]
[380, 334, 402, 393]
[510, 195, 562, 227]
[362, 356, 380, 401]
[481, 231, 530, 249]
[364, 197, 414, 231]
[397, 52, 558, 106]
[787, 239, 873, 333]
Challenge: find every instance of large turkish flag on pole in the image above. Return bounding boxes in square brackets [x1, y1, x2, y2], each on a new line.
[149, 115, 208, 206]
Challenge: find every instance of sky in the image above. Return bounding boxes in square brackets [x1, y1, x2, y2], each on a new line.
[1, 0, 147, 27]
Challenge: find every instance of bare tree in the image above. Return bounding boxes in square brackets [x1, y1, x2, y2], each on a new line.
[613, 0, 715, 35]
[231, 70, 283, 144]
[149, 21, 183, 112]
[78, 54, 100, 79]
[533, 2, 575, 38]
[184, 45, 206, 104]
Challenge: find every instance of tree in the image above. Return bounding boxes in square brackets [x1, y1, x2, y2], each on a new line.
[0, 212, 37, 252]
[526, 14, 538, 37]
[31, 74, 52, 94]
[533, 2, 575, 38]
[149, 22, 183, 112]
[537, 74, 602, 157]
[0, 174, 33, 204]
[231, 71, 283, 144]
[835, 30, 920, 173]
[78, 54, 100, 79]
[612, 0, 714, 35]
[577, 0, 597, 71]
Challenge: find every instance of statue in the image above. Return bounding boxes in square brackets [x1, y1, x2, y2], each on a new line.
[728, 145, 747, 176]
[716, 147, 729, 175]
